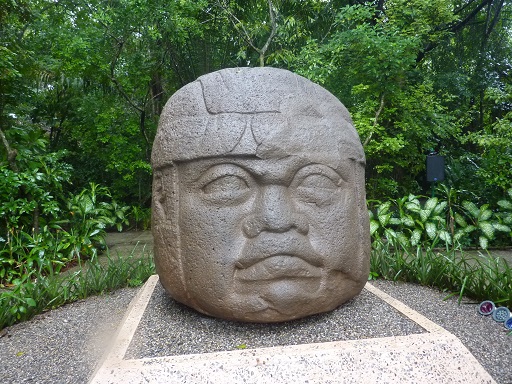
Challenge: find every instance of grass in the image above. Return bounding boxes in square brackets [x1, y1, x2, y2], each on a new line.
[370, 238, 512, 308]
[0, 243, 155, 330]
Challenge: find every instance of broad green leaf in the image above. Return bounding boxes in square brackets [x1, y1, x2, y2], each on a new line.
[420, 209, 431, 222]
[479, 222, 495, 239]
[462, 201, 479, 217]
[384, 228, 397, 239]
[425, 222, 437, 239]
[407, 194, 420, 205]
[424, 197, 438, 211]
[377, 201, 391, 215]
[454, 212, 468, 227]
[479, 236, 489, 250]
[438, 230, 452, 244]
[25, 298, 36, 307]
[405, 202, 420, 212]
[410, 229, 422, 246]
[433, 201, 447, 215]
[401, 216, 415, 227]
[370, 220, 380, 235]
[497, 199, 512, 210]
[492, 223, 511, 232]
[479, 208, 492, 221]
[396, 232, 409, 246]
[378, 213, 391, 226]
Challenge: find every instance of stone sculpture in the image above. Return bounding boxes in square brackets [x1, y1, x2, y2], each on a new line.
[151, 67, 370, 322]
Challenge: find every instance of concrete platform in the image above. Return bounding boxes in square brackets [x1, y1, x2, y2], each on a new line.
[89, 275, 496, 383]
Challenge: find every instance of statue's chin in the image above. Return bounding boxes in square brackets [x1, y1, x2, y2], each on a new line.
[188, 275, 365, 323]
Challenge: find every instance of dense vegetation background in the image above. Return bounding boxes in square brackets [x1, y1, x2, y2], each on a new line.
[2, 0, 511, 204]
[1, 0, 512, 275]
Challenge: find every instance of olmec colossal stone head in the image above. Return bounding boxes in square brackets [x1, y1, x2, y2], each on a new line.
[152, 67, 370, 322]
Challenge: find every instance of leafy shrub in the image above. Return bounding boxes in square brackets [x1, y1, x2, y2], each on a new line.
[63, 182, 130, 260]
[129, 205, 152, 231]
[0, 246, 155, 329]
[370, 235, 512, 308]
[0, 183, 130, 286]
[369, 187, 512, 309]
[369, 188, 512, 250]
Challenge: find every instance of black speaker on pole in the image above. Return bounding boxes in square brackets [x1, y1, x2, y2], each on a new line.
[426, 154, 445, 182]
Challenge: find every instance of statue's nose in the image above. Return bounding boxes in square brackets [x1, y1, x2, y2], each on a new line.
[242, 185, 309, 238]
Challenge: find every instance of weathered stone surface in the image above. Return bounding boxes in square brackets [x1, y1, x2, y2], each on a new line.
[151, 67, 370, 322]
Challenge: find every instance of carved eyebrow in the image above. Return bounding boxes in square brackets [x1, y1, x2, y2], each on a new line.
[194, 163, 252, 186]
[291, 164, 347, 185]
[180, 157, 352, 186]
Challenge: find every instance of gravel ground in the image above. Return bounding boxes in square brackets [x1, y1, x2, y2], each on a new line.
[371, 280, 512, 383]
[0, 288, 138, 384]
[125, 282, 426, 359]
[1, 280, 510, 384]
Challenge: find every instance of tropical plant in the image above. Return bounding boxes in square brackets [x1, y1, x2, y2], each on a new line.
[370, 235, 512, 308]
[369, 189, 512, 250]
[63, 182, 129, 260]
[0, 244, 155, 329]
[130, 206, 152, 231]
[456, 201, 511, 250]
[0, 181, 130, 286]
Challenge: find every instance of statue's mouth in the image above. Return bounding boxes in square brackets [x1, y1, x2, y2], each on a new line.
[235, 254, 322, 281]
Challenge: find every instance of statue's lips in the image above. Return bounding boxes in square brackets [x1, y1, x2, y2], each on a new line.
[235, 255, 322, 281]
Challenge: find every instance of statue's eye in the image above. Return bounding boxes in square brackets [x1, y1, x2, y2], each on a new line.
[291, 165, 343, 206]
[198, 165, 253, 205]
[203, 175, 249, 195]
[298, 174, 339, 190]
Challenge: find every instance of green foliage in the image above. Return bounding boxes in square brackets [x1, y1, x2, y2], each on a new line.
[130, 206, 152, 231]
[0, 115, 132, 286]
[369, 187, 512, 310]
[0, 246, 155, 329]
[3, 0, 512, 333]
[370, 237, 512, 308]
[465, 101, 512, 193]
[3, 0, 512, 205]
[290, 3, 464, 199]
[0, 181, 130, 285]
[497, 189, 512, 227]
[64, 182, 129, 260]
[369, 188, 512, 250]
[0, 126, 71, 230]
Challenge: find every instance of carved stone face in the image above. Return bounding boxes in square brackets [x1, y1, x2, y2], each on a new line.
[152, 67, 370, 322]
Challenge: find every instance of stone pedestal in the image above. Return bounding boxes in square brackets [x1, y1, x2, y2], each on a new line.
[89, 275, 495, 384]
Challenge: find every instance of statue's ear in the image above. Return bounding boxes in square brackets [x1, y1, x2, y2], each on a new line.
[152, 165, 191, 304]
[151, 170, 165, 227]
[152, 166, 178, 226]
